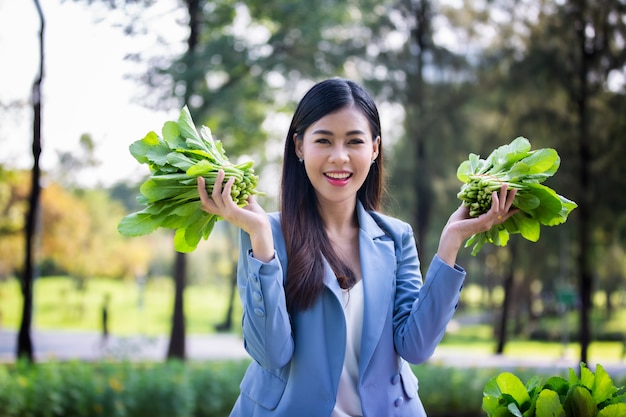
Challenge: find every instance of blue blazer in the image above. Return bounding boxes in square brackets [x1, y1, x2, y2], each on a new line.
[230, 202, 466, 417]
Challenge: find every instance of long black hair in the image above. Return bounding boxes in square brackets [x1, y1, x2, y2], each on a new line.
[280, 78, 385, 312]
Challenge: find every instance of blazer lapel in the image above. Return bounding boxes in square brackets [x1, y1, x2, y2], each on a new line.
[356, 203, 396, 375]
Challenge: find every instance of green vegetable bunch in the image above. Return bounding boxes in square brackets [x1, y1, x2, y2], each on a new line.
[457, 136, 577, 255]
[118, 105, 261, 252]
[482, 363, 626, 417]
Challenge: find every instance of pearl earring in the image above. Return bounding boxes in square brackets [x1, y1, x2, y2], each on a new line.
[298, 157, 304, 163]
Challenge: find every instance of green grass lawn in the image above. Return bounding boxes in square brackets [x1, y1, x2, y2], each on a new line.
[0, 276, 242, 336]
[439, 322, 624, 363]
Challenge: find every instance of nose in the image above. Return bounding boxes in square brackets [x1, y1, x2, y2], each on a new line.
[329, 144, 349, 163]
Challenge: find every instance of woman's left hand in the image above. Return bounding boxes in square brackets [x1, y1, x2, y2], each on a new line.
[437, 184, 518, 266]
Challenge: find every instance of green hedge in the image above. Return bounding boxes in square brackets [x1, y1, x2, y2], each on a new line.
[0, 360, 624, 417]
[0, 360, 246, 417]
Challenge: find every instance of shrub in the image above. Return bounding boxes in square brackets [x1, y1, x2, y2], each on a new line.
[0, 360, 624, 417]
[0, 359, 247, 417]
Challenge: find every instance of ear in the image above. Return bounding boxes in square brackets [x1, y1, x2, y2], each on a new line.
[372, 136, 380, 160]
[294, 133, 303, 159]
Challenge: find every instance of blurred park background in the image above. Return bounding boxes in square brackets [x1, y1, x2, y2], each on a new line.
[1, 0, 626, 415]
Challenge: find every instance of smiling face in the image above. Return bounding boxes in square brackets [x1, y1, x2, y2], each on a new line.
[295, 105, 380, 208]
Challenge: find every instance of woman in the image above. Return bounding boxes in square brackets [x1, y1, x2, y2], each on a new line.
[197, 78, 516, 417]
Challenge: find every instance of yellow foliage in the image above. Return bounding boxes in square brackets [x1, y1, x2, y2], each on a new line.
[0, 168, 155, 281]
[41, 182, 92, 274]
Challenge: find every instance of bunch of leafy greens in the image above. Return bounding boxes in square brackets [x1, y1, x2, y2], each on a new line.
[483, 363, 626, 417]
[118, 106, 261, 252]
[457, 136, 577, 255]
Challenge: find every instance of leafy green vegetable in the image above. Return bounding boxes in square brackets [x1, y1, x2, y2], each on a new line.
[118, 106, 261, 252]
[457, 136, 577, 255]
[482, 363, 626, 417]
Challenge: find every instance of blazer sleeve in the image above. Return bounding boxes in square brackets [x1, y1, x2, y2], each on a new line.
[392, 222, 466, 364]
[237, 226, 294, 369]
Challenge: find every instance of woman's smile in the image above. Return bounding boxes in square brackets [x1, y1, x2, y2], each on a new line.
[325, 170, 353, 186]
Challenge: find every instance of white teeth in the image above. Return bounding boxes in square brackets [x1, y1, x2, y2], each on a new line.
[326, 172, 351, 179]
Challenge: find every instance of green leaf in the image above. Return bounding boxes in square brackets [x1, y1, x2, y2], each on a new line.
[117, 212, 161, 236]
[177, 105, 201, 142]
[518, 184, 565, 225]
[543, 376, 570, 397]
[466, 231, 487, 256]
[554, 196, 578, 226]
[598, 404, 626, 417]
[506, 148, 560, 183]
[569, 367, 581, 386]
[187, 159, 219, 176]
[591, 364, 618, 404]
[580, 363, 595, 391]
[129, 131, 170, 166]
[174, 228, 196, 253]
[482, 394, 502, 415]
[484, 376, 504, 398]
[535, 389, 566, 417]
[563, 385, 598, 417]
[507, 402, 524, 417]
[510, 212, 541, 242]
[496, 372, 531, 407]
[166, 151, 197, 172]
[162, 121, 185, 149]
[457, 154, 481, 182]
[526, 375, 545, 399]
[513, 192, 541, 211]
[485, 136, 532, 173]
[139, 180, 196, 203]
[179, 148, 218, 162]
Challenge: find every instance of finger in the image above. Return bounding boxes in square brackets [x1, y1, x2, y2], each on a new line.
[489, 186, 506, 222]
[494, 185, 518, 222]
[197, 176, 220, 213]
[211, 170, 226, 200]
[504, 187, 517, 209]
[221, 176, 236, 202]
[491, 188, 501, 212]
[197, 176, 209, 203]
[498, 183, 510, 210]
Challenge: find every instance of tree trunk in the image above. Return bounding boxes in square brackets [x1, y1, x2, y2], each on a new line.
[215, 268, 236, 332]
[495, 244, 516, 354]
[572, 0, 592, 365]
[165, 0, 202, 362]
[167, 251, 186, 360]
[17, 0, 44, 362]
[408, 0, 433, 254]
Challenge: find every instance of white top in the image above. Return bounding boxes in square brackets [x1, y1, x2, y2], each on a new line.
[331, 280, 364, 417]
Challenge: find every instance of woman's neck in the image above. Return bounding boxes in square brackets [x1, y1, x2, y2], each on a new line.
[317, 198, 359, 238]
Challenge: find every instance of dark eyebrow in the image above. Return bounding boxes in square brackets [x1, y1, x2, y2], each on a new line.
[311, 129, 367, 136]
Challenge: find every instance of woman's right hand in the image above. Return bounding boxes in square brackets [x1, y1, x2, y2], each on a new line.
[197, 170, 274, 262]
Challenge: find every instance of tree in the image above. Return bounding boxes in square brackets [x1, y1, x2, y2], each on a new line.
[455, 0, 626, 361]
[18, 0, 44, 362]
[505, 0, 626, 364]
[566, 0, 626, 364]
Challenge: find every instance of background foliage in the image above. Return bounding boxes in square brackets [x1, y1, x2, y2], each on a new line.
[3, 359, 623, 417]
[0, 0, 625, 364]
